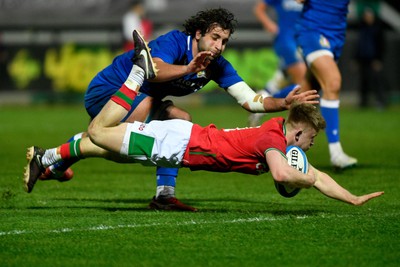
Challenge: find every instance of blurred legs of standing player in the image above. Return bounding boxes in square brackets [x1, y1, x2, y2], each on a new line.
[301, 52, 357, 169]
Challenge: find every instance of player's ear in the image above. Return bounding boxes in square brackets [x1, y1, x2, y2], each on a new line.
[195, 30, 202, 40]
[295, 131, 302, 142]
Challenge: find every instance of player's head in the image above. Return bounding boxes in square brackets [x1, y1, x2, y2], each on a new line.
[183, 8, 237, 59]
[285, 103, 326, 151]
[183, 8, 237, 37]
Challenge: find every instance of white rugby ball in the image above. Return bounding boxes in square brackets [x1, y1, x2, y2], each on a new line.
[274, 146, 308, 198]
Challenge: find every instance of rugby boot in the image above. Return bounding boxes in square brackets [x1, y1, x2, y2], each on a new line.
[24, 146, 45, 193]
[132, 29, 158, 80]
[38, 167, 74, 182]
[149, 196, 198, 212]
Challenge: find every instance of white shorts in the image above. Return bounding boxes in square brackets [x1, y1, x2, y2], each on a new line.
[121, 119, 193, 167]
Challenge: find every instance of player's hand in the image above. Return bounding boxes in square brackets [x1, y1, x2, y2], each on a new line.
[284, 86, 320, 107]
[265, 22, 279, 35]
[352, 191, 384, 206]
[187, 51, 213, 73]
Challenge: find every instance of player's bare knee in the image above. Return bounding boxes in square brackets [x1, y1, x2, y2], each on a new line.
[179, 112, 192, 121]
[87, 119, 103, 146]
[327, 78, 341, 93]
[169, 108, 192, 121]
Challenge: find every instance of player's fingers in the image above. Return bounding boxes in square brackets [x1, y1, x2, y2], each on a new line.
[356, 191, 384, 205]
[304, 92, 320, 101]
[369, 191, 384, 198]
[305, 94, 320, 101]
[199, 51, 213, 57]
[194, 51, 209, 61]
[305, 100, 320, 105]
[296, 90, 318, 99]
[303, 89, 318, 96]
[294, 93, 319, 103]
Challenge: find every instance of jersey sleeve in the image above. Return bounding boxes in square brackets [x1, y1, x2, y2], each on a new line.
[254, 118, 286, 157]
[148, 30, 186, 64]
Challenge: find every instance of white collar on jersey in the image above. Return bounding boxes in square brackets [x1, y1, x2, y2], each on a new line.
[187, 35, 191, 51]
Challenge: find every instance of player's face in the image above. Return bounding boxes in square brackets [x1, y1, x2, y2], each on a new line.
[196, 26, 230, 60]
[296, 128, 318, 152]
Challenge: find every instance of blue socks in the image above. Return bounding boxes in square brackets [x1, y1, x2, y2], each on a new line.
[156, 167, 178, 187]
[320, 99, 340, 143]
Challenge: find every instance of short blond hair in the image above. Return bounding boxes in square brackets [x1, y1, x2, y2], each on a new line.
[286, 103, 326, 132]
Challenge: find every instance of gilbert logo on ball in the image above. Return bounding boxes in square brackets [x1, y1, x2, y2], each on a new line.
[287, 145, 308, 174]
[274, 146, 308, 198]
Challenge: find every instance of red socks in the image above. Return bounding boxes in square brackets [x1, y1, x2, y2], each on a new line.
[60, 139, 82, 159]
[110, 84, 138, 111]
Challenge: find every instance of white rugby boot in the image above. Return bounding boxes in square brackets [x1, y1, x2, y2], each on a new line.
[329, 142, 358, 169]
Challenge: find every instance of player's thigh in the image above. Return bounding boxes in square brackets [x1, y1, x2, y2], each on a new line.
[310, 56, 341, 98]
[286, 61, 307, 84]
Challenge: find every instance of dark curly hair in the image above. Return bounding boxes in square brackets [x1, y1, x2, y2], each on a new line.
[182, 8, 237, 38]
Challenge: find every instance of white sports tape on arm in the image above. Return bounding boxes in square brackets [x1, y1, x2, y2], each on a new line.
[227, 82, 265, 112]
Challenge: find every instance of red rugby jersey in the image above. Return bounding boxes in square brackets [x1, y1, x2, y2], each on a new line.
[182, 117, 287, 175]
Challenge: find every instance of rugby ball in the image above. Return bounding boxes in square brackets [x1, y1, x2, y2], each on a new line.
[274, 146, 308, 198]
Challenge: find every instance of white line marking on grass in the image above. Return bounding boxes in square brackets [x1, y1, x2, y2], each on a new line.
[0, 212, 395, 236]
[0, 216, 287, 236]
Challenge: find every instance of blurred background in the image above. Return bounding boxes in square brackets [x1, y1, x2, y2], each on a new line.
[0, 0, 399, 108]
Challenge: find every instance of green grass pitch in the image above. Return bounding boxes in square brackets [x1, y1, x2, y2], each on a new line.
[0, 103, 399, 267]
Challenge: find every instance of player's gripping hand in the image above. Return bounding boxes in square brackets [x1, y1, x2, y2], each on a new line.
[284, 86, 320, 108]
[187, 51, 213, 74]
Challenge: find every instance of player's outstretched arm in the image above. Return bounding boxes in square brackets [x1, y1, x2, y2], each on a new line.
[227, 83, 319, 113]
[152, 51, 213, 82]
[309, 165, 384, 205]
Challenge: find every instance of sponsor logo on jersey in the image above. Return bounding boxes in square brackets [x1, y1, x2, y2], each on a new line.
[138, 123, 146, 131]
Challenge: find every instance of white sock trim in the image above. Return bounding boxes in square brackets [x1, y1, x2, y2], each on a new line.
[42, 148, 62, 168]
[320, 99, 340, 108]
[156, 185, 175, 198]
[125, 65, 144, 90]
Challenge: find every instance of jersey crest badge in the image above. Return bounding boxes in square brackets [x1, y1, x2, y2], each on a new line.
[196, 70, 207, 79]
[319, 35, 331, 48]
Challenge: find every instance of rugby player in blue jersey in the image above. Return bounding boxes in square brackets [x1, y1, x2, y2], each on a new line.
[248, 0, 307, 126]
[294, 0, 357, 169]
[37, 8, 319, 211]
